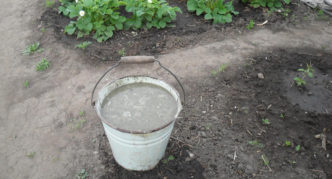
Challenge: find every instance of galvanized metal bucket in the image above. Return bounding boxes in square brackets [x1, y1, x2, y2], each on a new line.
[91, 56, 185, 171]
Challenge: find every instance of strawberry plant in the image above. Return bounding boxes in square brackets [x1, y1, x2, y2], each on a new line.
[124, 0, 181, 30]
[187, 0, 238, 24]
[59, 0, 181, 42]
[242, 0, 290, 9]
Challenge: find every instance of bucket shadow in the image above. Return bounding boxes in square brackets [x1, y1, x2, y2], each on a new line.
[99, 134, 205, 179]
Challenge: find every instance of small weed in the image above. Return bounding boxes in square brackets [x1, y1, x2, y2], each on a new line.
[248, 140, 264, 148]
[24, 80, 29, 88]
[298, 63, 314, 78]
[36, 58, 50, 71]
[295, 145, 301, 151]
[247, 20, 254, 30]
[261, 154, 272, 171]
[118, 48, 126, 57]
[162, 155, 175, 164]
[45, 0, 55, 8]
[76, 169, 89, 179]
[288, 160, 296, 164]
[92, 138, 97, 143]
[26, 152, 36, 158]
[79, 110, 85, 117]
[211, 63, 228, 76]
[282, 8, 291, 17]
[261, 118, 270, 125]
[316, 10, 329, 20]
[41, 27, 46, 33]
[22, 42, 43, 55]
[75, 41, 92, 49]
[285, 140, 291, 147]
[293, 77, 306, 86]
[294, 63, 314, 86]
[71, 119, 87, 130]
[280, 113, 285, 119]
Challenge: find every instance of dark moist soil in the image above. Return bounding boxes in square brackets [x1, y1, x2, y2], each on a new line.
[40, 0, 318, 62]
[98, 48, 332, 178]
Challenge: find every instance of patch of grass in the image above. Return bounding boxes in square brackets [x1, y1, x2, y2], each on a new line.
[118, 48, 126, 57]
[36, 58, 50, 71]
[75, 41, 92, 49]
[247, 20, 254, 30]
[69, 119, 87, 130]
[24, 80, 29, 88]
[162, 155, 175, 164]
[295, 145, 301, 151]
[26, 152, 36, 158]
[76, 169, 89, 179]
[285, 140, 291, 147]
[22, 42, 43, 55]
[41, 27, 46, 33]
[45, 0, 55, 8]
[248, 140, 264, 148]
[261, 118, 270, 125]
[211, 63, 228, 76]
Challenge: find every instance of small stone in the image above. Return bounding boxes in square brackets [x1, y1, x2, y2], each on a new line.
[257, 73, 264, 79]
[93, 151, 98, 155]
[327, 153, 330, 158]
[202, 111, 206, 114]
[200, 131, 207, 137]
[188, 151, 195, 158]
[308, 92, 313, 96]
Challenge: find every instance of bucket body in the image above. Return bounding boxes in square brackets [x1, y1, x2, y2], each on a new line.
[95, 76, 182, 171]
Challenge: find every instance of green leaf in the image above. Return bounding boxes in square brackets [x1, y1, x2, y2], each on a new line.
[159, 21, 166, 28]
[187, 0, 197, 11]
[204, 13, 213, 20]
[295, 145, 301, 151]
[65, 23, 76, 35]
[84, 0, 93, 7]
[196, 9, 203, 16]
[168, 155, 175, 161]
[115, 23, 123, 30]
[283, 0, 291, 4]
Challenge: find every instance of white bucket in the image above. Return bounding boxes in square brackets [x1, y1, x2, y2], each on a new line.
[95, 76, 183, 171]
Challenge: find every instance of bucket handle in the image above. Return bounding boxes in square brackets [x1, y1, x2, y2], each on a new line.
[91, 56, 186, 107]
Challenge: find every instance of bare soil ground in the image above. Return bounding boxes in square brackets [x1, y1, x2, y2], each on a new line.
[0, 0, 332, 178]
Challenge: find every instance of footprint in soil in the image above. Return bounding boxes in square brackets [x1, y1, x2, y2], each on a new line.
[99, 135, 205, 179]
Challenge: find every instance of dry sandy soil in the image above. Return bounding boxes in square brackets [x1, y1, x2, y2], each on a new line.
[0, 0, 332, 178]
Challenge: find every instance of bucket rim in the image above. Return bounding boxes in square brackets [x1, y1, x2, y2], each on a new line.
[96, 76, 183, 134]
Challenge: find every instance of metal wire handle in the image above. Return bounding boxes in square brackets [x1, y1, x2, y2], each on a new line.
[91, 56, 185, 107]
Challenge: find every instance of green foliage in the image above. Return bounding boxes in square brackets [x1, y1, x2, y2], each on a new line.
[45, 0, 55, 8]
[248, 140, 264, 148]
[24, 80, 29, 88]
[211, 63, 228, 75]
[280, 113, 284, 119]
[293, 77, 305, 86]
[76, 169, 89, 179]
[261, 154, 272, 171]
[294, 63, 314, 86]
[79, 110, 85, 117]
[247, 19, 254, 30]
[298, 63, 314, 78]
[75, 41, 92, 49]
[285, 140, 291, 146]
[22, 42, 43, 55]
[26, 152, 36, 158]
[36, 58, 50, 71]
[59, 0, 181, 42]
[295, 145, 301, 151]
[162, 155, 175, 164]
[261, 118, 270, 125]
[118, 48, 126, 56]
[187, 0, 238, 24]
[124, 0, 181, 30]
[242, 0, 290, 9]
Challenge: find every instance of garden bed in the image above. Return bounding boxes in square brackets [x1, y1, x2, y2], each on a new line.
[41, 0, 319, 62]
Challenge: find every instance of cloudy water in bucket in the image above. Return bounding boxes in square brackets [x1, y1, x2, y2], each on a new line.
[101, 83, 178, 133]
